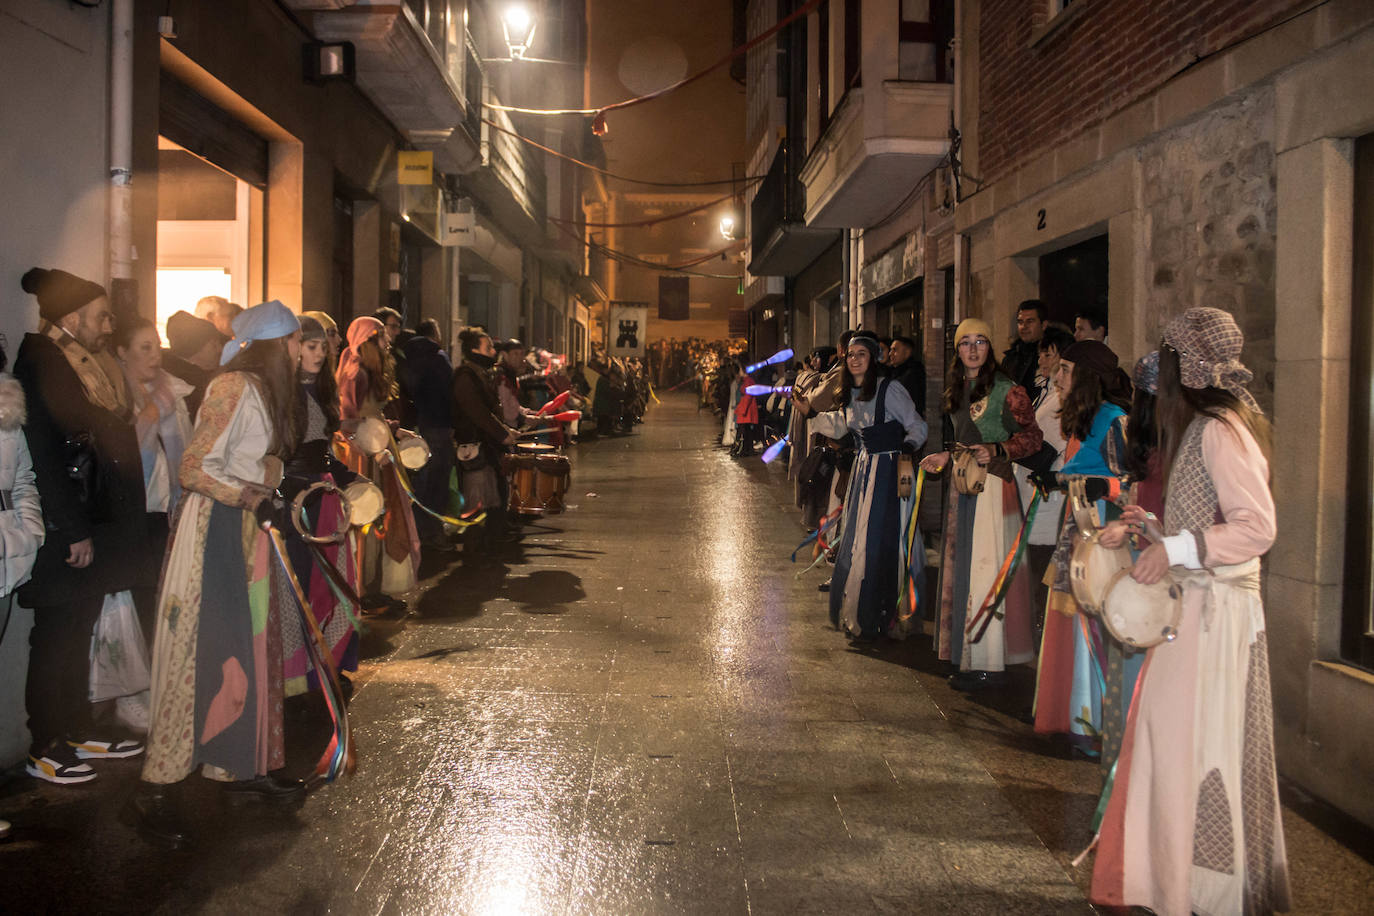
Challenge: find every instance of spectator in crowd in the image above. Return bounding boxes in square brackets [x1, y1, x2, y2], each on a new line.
[403, 319, 459, 551]
[452, 328, 518, 558]
[1074, 305, 1109, 342]
[886, 334, 927, 416]
[195, 295, 241, 340]
[16, 268, 151, 784]
[1002, 299, 1047, 393]
[373, 307, 403, 347]
[163, 310, 224, 416]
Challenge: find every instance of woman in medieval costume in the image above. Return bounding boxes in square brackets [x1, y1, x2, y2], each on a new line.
[280, 314, 360, 699]
[823, 332, 927, 641]
[1090, 307, 1289, 915]
[335, 316, 420, 603]
[1031, 338, 1132, 751]
[129, 300, 304, 848]
[920, 318, 1043, 690]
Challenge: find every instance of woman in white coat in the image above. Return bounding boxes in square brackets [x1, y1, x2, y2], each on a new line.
[0, 345, 47, 827]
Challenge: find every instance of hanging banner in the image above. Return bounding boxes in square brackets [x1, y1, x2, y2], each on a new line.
[658, 275, 690, 320]
[398, 150, 433, 186]
[609, 302, 648, 357]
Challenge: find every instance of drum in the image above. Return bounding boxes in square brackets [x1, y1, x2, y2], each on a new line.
[1101, 569, 1184, 649]
[1069, 531, 1133, 616]
[342, 479, 385, 527]
[352, 417, 391, 457]
[396, 434, 431, 470]
[516, 442, 556, 454]
[952, 449, 988, 496]
[534, 454, 571, 514]
[507, 454, 541, 515]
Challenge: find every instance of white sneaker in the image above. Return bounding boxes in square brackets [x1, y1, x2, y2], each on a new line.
[116, 691, 150, 733]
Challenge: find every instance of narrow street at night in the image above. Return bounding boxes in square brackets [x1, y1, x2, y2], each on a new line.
[3, 396, 1370, 914]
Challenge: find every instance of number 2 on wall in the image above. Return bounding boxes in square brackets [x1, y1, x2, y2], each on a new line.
[1037, 209, 1047, 230]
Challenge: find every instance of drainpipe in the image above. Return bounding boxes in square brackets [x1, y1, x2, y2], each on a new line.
[109, 0, 136, 309]
[840, 228, 852, 329]
[847, 229, 861, 329]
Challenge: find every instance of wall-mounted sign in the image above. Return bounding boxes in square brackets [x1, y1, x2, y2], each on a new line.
[441, 206, 475, 247]
[398, 150, 433, 186]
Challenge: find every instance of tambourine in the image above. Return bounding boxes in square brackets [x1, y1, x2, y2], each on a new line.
[1069, 531, 1133, 616]
[396, 434, 431, 470]
[952, 448, 988, 496]
[342, 479, 385, 527]
[897, 454, 915, 499]
[351, 417, 391, 457]
[1068, 477, 1105, 532]
[290, 480, 353, 545]
[1100, 568, 1183, 649]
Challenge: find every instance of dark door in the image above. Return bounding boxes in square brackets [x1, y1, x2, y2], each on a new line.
[1039, 234, 1109, 328]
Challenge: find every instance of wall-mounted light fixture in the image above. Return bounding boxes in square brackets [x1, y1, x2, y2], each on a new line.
[303, 41, 356, 84]
[502, 5, 537, 60]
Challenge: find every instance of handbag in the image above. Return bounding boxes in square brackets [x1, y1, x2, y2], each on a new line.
[797, 442, 836, 489]
[456, 442, 488, 472]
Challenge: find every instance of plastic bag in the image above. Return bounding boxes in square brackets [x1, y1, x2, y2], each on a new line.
[89, 590, 151, 702]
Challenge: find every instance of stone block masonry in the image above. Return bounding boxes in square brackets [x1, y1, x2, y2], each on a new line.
[1140, 87, 1277, 412]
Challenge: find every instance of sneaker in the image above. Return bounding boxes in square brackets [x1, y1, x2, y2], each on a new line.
[27, 745, 97, 784]
[67, 736, 145, 759]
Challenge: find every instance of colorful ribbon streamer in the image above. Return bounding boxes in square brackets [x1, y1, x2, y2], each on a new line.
[895, 469, 927, 624]
[965, 487, 1043, 645]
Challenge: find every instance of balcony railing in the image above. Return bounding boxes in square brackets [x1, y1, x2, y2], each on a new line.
[748, 139, 840, 278]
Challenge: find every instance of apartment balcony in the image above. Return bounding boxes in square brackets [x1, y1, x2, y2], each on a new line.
[799, 81, 952, 229]
[748, 141, 840, 277]
[309, 2, 482, 173]
[462, 101, 549, 251]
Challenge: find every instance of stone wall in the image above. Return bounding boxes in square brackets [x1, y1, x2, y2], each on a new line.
[1140, 87, 1278, 412]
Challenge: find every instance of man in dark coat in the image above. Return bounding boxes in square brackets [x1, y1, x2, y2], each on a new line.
[886, 334, 927, 418]
[402, 319, 457, 550]
[162, 309, 224, 417]
[15, 268, 152, 784]
[1001, 299, 1047, 394]
[452, 329, 518, 557]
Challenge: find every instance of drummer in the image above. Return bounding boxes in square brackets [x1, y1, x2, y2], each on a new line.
[453, 329, 519, 558]
[1033, 339, 1133, 752]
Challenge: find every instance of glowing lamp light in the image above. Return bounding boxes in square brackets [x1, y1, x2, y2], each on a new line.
[502, 5, 537, 59]
[761, 434, 790, 464]
[719, 215, 736, 240]
[744, 348, 793, 374]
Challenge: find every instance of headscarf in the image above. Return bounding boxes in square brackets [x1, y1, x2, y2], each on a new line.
[298, 314, 326, 343]
[219, 300, 300, 366]
[1133, 351, 1160, 396]
[21, 267, 106, 322]
[847, 331, 881, 360]
[302, 310, 338, 336]
[1060, 339, 1119, 378]
[336, 315, 385, 400]
[1162, 307, 1260, 413]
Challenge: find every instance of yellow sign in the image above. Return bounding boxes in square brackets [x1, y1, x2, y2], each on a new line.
[398, 150, 433, 186]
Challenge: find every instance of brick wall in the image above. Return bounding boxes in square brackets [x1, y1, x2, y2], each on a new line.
[977, 0, 1308, 185]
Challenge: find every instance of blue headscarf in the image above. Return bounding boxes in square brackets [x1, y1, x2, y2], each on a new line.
[220, 300, 301, 366]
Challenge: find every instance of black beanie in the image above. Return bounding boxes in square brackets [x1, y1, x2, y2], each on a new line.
[21, 267, 107, 322]
[166, 310, 225, 358]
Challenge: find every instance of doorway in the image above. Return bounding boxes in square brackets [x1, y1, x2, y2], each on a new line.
[1038, 234, 1108, 329]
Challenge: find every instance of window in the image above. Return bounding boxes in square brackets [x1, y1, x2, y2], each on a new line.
[898, 0, 953, 83]
[1344, 133, 1374, 669]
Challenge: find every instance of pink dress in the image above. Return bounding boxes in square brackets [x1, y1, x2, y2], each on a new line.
[1091, 414, 1290, 915]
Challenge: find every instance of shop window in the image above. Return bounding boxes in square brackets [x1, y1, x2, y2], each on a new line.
[1344, 134, 1374, 670]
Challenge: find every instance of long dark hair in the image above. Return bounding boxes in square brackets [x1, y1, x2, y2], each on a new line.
[1123, 389, 1157, 482]
[300, 345, 341, 435]
[1155, 345, 1271, 489]
[359, 336, 397, 403]
[943, 351, 1001, 414]
[220, 336, 301, 458]
[1059, 363, 1132, 441]
[837, 349, 879, 406]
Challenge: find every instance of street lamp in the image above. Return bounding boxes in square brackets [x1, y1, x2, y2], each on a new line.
[719, 215, 737, 241]
[502, 5, 537, 60]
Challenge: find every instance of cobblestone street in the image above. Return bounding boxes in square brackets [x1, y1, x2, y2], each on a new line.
[2, 394, 1370, 914]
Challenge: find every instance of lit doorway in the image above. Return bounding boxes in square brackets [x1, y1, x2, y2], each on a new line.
[155, 137, 260, 339]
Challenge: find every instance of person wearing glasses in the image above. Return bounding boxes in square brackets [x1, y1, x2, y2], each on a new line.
[920, 318, 1043, 690]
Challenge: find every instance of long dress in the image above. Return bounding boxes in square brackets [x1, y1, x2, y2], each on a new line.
[1090, 413, 1290, 915]
[828, 379, 927, 639]
[1034, 401, 1127, 745]
[280, 380, 361, 697]
[142, 372, 288, 784]
[936, 375, 1043, 672]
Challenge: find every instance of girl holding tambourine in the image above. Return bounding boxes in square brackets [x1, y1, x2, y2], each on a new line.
[1089, 308, 1289, 916]
[920, 318, 1043, 690]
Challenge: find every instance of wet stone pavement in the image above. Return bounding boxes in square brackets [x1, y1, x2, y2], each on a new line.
[4, 393, 1372, 914]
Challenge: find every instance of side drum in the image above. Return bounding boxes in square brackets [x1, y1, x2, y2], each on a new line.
[507, 454, 541, 515]
[534, 454, 571, 514]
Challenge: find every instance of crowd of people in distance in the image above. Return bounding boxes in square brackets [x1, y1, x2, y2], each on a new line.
[0, 267, 612, 848]
[727, 298, 1289, 915]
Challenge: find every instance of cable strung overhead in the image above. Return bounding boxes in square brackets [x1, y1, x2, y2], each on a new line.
[487, 0, 825, 136]
[550, 218, 744, 280]
[550, 190, 740, 229]
[481, 116, 759, 188]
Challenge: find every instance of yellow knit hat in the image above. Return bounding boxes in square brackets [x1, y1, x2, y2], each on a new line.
[954, 317, 993, 346]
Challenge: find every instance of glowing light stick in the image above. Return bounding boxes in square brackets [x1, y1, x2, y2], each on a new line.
[536, 390, 572, 416]
[761, 434, 790, 464]
[549, 410, 581, 423]
[745, 348, 794, 374]
[744, 384, 793, 397]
